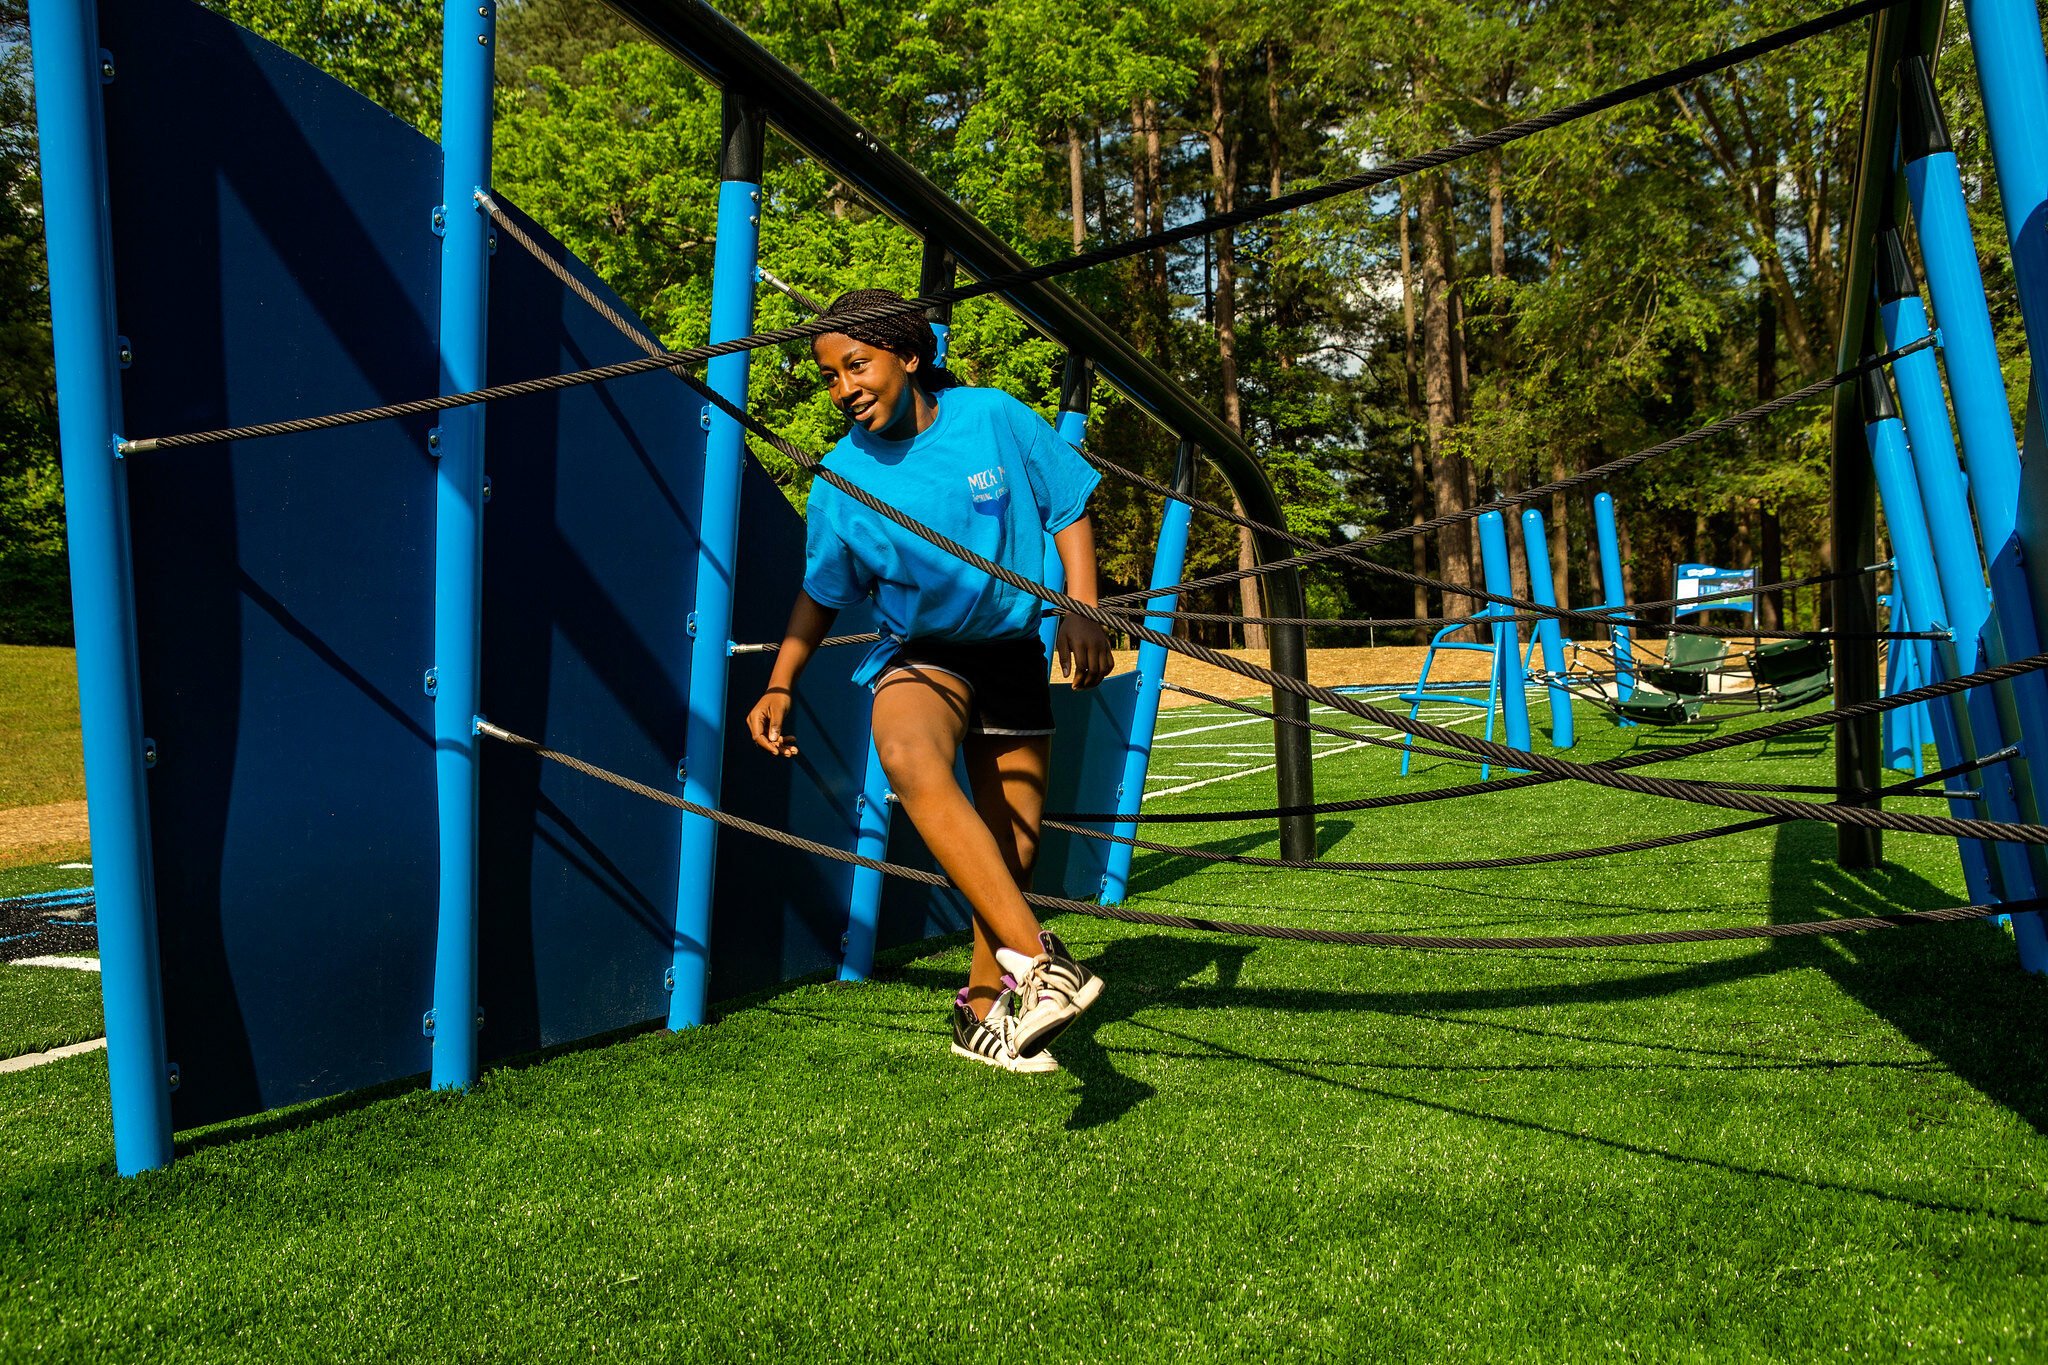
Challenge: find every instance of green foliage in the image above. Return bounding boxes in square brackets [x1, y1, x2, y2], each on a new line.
[0, 0, 68, 644]
[5, 0, 2038, 643]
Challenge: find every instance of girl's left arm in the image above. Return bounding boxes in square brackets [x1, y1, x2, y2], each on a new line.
[1052, 514, 1113, 690]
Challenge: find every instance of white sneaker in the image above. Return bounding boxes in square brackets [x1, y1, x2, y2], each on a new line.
[949, 986, 1059, 1073]
[1010, 931, 1105, 1058]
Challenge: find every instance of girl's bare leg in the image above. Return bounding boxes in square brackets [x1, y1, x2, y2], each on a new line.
[871, 668, 1044, 1018]
[963, 733, 1051, 1016]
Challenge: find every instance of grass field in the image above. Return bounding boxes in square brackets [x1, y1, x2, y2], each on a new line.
[0, 645, 84, 809]
[1, 692, 2044, 1359]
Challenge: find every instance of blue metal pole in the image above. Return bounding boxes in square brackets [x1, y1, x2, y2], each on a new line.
[1961, 0, 2048, 439]
[1043, 354, 1092, 666]
[30, 0, 172, 1174]
[1875, 229, 2005, 904]
[1900, 56, 2048, 965]
[669, 96, 764, 1028]
[427, 0, 496, 1091]
[1593, 493, 1633, 706]
[1477, 511, 1533, 760]
[839, 744, 890, 982]
[1102, 442, 1195, 906]
[1519, 508, 1575, 749]
[842, 240, 967, 982]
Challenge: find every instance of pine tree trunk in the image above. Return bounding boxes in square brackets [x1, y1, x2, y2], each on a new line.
[1067, 121, 1087, 253]
[1400, 188, 1431, 623]
[1757, 198, 1784, 629]
[1422, 171, 1472, 620]
[1204, 48, 1264, 650]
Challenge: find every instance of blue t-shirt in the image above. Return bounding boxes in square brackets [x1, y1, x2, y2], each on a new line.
[802, 385, 1099, 685]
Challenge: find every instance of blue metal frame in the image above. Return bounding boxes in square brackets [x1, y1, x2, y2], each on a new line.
[1592, 492, 1633, 708]
[1962, 0, 2048, 440]
[670, 95, 764, 1027]
[29, 0, 173, 1174]
[427, 0, 496, 1092]
[1520, 508, 1575, 749]
[1900, 52, 2048, 967]
[1102, 442, 1195, 906]
[1874, 227, 2005, 905]
[1476, 510, 1533, 759]
[1398, 614, 1506, 781]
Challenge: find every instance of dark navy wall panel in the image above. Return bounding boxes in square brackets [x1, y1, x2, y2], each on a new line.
[474, 201, 702, 1055]
[712, 464, 880, 998]
[101, 0, 441, 1126]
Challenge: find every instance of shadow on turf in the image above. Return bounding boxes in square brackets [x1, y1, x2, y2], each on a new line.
[1768, 823, 2048, 1135]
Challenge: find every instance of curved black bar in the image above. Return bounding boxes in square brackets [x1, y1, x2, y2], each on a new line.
[605, 0, 1317, 857]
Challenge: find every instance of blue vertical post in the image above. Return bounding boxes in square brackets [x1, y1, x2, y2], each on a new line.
[669, 95, 764, 1027]
[838, 755, 890, 982]
[427, 0, 495, 1090]
[30, 0, 172, 1174]
[1593, 493, 1633, 705]
[1476, 511, 1533, 760]
[1900, 53, 2048, 964]
[1874, 225, 2005, 904]
[840, 239, 962, 982]
[1962, 0, 2048, 440]
[1519, 508, 1575, 749]
[1042, 354, 1092, 666]
[1102, 442, 1195, 906]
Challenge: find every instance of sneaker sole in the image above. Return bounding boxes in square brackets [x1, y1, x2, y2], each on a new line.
[1013, 973, 1105, 1058]
[949, 1042, 1059, 1074]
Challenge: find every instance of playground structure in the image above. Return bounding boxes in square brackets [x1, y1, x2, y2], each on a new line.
[27, 0, 2048, 1178]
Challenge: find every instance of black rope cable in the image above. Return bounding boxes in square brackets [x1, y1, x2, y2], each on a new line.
[1040, 678, 2008, 825]
[477, 194, 1934, 680]
[475, 721, 2029, 949]
[1046, 682, 2012, 824]
[1103, 564, 1875, 630]
[114, 0, 1900, 456]
[1072, 396, 1939, 640]
[1041, 743, 1994, 872]
[462, 165, 2036, 841]
[687, 370, 2048, 844]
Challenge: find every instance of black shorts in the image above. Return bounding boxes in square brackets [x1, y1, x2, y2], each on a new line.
[874, 636, 1056, 737]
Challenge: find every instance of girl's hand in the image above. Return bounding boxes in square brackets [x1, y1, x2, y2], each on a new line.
[748, 688, 799, 757]
[1056, 617, 1113, 691]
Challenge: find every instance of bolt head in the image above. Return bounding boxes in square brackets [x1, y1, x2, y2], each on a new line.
[100, 60, 115, 79]
[118, 346, 133, 365]
[477, 32, 490, 44]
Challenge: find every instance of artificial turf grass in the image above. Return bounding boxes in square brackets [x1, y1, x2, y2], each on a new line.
[0, 965, 102, 1061]
[0, 858, 93, 901]
[0, 646, 85, 810]
[1, 700, 2044, 1359]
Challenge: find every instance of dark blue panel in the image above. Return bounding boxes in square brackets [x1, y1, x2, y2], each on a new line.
[101, 0, 441, 1125]
[1035, 671, 1138, 900]
[711, 464, 884, 998]
[475, 199, 704, 1054]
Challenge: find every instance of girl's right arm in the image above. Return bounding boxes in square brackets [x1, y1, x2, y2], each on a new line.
[747, 590, 839, 757]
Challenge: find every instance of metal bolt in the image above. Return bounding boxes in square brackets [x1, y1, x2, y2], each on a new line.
[748, 215, 760, 227]
[427, 427, 443, 451]
[478, 4, 490, 12]
[482, 475, 493, 503]
[142, 739, 158, 769]
[100, 58, 115, 81]
[117, 343, 133, 367]
[166, 1064, 181, 1091]
[477, 32, 490, 44]
[749, 190, 761, 204]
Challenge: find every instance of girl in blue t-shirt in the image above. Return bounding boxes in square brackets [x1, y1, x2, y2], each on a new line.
[746, 290, 1111, 1074]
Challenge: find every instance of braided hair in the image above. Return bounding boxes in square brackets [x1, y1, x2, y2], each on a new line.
[816, 289, 962, 392]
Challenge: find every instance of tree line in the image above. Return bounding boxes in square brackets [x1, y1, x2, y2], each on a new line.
[0, 0, 2032, 648]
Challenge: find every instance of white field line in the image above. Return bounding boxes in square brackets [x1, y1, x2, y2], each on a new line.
[0, 1037, 105, 1075]
[13, 956, 99, 972]
[1141, 708, 1497, 798]
[1152, 705, 1476, 750]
